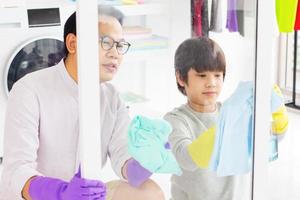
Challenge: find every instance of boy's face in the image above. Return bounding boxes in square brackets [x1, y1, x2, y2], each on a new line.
[178, 68, 224, 112]
[98, 16, 124, 82]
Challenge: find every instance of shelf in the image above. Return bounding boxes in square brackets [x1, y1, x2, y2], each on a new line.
[124, 48, 170, 62]
[113, 3, 167, 16]
[0, 7, 26, 27]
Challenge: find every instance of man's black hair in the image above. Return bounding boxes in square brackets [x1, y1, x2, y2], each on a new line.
[63, 5, 124, 57]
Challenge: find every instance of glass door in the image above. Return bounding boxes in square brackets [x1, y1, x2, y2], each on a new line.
[95, 0, 258, 199]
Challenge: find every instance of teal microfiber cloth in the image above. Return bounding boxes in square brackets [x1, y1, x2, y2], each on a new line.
[128, 115, 182, 176]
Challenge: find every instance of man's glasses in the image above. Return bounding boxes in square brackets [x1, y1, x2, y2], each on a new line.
[99, 36, 131, 55]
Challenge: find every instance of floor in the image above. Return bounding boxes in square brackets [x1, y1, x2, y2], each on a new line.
[0, 110, 300, 199]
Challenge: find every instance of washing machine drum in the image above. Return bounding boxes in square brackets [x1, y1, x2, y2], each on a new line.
[6, 37, 64, 93]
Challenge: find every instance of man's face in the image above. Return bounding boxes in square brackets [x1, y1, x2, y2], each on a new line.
[179, 68, 224, 111]
[98, 16, 124, 82]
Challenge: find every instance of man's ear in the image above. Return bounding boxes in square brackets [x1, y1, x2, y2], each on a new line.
[65, 33, 77, 54]
[176, 71, 185, 87]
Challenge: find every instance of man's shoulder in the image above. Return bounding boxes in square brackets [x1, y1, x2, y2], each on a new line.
[11, 63, 62, 95]
[18, 64, 60, 85]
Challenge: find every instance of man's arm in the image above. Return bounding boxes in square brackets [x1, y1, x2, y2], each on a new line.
[0, 80, 41, 199]
[22, 177, 36, 200]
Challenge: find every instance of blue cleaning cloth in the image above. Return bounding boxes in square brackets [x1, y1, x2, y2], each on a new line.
[128, 115, 182, 176]
[209, 81, 283, 176]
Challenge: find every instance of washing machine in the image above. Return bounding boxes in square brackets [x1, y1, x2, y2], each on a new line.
[0, 1, 75, 161]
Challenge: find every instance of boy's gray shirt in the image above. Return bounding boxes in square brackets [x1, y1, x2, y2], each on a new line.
[164, 103, 235, 200]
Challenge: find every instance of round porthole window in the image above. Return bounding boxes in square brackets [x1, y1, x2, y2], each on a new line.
[5, 37, 64, 94]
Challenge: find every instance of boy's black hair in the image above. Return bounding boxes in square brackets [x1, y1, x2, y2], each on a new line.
[63, 5, 124, 57]
[174, 37, 226, 95]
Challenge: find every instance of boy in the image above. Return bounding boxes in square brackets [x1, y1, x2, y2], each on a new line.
[164, 37, 234, 200]
[164, 37, 288, 200]
[0, 5, 164, 200]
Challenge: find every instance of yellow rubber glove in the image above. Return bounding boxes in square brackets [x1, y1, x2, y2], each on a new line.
[187, 126, 216, 169]
[272, 105, 288, 134]
[272, 84, 289, 134]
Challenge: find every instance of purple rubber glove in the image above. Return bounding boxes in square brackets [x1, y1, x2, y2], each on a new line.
[29, 169, 106, 200]
[126, 158, 152, 187]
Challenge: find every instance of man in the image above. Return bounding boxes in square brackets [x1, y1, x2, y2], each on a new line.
[0, 5, 165, 200]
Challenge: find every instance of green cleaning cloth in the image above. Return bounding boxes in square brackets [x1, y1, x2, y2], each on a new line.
[128, 115, 182, 176]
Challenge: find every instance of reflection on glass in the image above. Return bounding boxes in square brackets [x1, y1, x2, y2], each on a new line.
[7, 38, 64, 91]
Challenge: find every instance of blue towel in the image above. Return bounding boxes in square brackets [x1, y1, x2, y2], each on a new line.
[128, 115, 182, 176]
[209, 81, 283, 176]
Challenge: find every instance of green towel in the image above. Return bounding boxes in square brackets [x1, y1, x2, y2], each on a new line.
[128, 115, 182, 175]
[276, 0, 298, 32]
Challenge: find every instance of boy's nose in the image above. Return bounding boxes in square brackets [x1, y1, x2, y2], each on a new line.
[206, 79, 216, 88]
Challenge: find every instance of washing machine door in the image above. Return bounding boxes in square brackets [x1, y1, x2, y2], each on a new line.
[5, 37, 64, 94]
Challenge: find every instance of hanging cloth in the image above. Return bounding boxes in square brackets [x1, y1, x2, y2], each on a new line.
[275, 0, 298, 33]
[226, 0, 238, 32]
[192, 0, 203, 37]
[201, 0, 209, 36]
[295, 0, 300, 30]
[236, 0, 245, 36]
[210, 0, 223, 32]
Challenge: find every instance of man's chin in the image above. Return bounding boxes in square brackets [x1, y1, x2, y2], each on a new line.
[100, 75, 114, 83]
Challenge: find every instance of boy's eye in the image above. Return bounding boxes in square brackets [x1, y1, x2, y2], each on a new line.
[197, 74, 206, 77]
[215, 74, 221, 77]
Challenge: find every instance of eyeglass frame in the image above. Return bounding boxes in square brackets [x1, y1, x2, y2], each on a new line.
[99, 35, 131, 55]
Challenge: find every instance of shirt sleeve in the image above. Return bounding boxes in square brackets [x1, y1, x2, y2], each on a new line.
[108, 95, 131, 179]
[164, 113, 199, 172]
[0, 80, 42, 199]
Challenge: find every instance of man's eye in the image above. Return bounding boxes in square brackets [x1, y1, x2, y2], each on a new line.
[103, 41, 111, 45]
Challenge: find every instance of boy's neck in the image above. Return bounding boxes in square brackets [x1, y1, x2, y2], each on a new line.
[187, 101, 217, 113]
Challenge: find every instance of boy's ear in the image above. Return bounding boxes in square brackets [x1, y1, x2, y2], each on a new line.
[66, 33, 77, 54]
[176, 71, 185, 87]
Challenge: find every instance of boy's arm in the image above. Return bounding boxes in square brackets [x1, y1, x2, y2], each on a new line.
[164, 114, 201, 171]
[1, 81, 41, 199]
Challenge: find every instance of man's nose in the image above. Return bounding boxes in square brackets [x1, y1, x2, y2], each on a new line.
[106, 44, 119, 58]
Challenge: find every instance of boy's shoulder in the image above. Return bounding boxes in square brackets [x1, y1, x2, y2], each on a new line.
[165, 104, 188, 117]
[164, 104, 192, 126]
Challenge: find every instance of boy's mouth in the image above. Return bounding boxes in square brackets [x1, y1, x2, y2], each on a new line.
[202, 91, 217, 96]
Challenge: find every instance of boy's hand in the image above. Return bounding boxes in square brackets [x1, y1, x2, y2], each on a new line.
[188, 126, 216, 168]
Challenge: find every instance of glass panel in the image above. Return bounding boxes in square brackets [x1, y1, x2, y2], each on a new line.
[7, 38, 64, 91]
[268, 33, 300, 199]
[99, 0, 257, 199]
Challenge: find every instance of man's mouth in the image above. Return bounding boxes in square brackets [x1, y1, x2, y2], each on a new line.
[102, 63, 118, 73]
